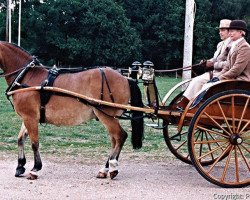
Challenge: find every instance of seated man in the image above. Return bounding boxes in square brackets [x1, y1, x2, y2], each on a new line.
[178, 20, 250, 110]
[217, 20, 250, 81]
[202, 20, 250, 90]
[177, 19, 232, 110]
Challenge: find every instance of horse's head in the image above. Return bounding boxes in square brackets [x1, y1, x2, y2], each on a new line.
[0, 41, 33, 74]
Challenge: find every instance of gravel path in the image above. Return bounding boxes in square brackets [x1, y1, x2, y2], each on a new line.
[0, 155, 249, 200]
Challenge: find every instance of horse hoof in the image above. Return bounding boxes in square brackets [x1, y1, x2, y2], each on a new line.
[27, 171, 38, 180]
[96, 172, 107, 179]
[109, 170, 119, 179]
[15, 166, 26, 177]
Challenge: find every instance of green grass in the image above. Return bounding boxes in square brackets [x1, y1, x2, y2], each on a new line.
[0, 76, 181, 161]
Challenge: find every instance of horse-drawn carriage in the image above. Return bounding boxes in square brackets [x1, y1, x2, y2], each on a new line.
[0, 41, 249, 188]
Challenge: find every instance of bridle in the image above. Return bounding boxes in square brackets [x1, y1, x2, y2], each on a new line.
[0, 66, 28, 78]
[0, 57, 41, 78]
[4, 58, 42, 94]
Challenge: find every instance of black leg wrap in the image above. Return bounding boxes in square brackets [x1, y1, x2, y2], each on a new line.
[32, 162, 42, 172]
[18, 157, 26, 166]
[15, 166, 26, 177]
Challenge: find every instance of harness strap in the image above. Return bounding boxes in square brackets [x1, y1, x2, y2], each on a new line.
[99, 68, 115, 102]
[4, 59, 41, 111]
[5, 59, 38, 96]
[39, 66, 60, 123]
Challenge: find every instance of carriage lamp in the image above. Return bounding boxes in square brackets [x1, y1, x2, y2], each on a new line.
[129, 61, 142, 80]
[142, 61, 155, 81]
[141, 61, 158, 108]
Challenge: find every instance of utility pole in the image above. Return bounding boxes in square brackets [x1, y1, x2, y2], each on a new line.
[8, 0, 12, 43]
[182, 0, 195, 88]
[6, 0, 9, 42]
[18, 0, 21, 46]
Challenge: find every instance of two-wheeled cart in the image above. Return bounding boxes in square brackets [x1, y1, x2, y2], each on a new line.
[8, 65, 250, 188]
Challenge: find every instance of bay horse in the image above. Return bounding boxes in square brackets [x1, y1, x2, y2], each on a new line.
[0, 41, 144, 180]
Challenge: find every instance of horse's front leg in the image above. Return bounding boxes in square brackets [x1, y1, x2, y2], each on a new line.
[24, 120, 42, 180]
[15, 122, 28, 177]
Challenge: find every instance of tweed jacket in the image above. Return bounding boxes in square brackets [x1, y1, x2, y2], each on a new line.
[210, 38, 232, 77]
[218, 38, 250, 81]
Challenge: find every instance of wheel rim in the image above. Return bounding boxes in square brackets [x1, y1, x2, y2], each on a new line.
[163, 121, 192, 164]
[189, 92, 250, 187]
[163, 122, 226, 166]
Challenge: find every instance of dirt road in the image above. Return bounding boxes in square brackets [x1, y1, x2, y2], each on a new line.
[0, 154, 248, 200]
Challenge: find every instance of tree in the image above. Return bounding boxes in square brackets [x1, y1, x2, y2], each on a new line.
[1, 0, 249, 69]
[0, 5, 6, 40]
[21, 0, 142, 67]
[119, 0, 185, 69]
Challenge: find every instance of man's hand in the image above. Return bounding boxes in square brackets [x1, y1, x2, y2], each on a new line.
[199, 59, 207, 67]
[206, 60, 214, 68]
[205, 60, 214, 71]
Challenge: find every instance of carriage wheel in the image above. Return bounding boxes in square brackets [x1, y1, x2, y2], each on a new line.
[163, 92, 223, 165]
[188, 90, 250, 188]
[163, 121, 192, 164]
[162, 92, 192, 164]
[163, 121, 225, 165]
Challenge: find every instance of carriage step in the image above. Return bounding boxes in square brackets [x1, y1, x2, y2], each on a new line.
[145, 123, 165, 129]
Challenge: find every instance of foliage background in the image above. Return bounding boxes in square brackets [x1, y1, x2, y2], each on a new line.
[0, 0, 249, 68]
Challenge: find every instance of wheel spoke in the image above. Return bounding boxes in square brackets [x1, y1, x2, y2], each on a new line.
[197, 142, 229, 160]
[231, 96, 236, 134]
[236, 97, 250, 133]
[217, 100, 233, 134]
[237, 146, 250, 171]
[221, 145, 234, 182]
[207, 143, 231, 173]
[197, 125, 229, 138]
[204, 131, 215, 160]
[234, 146, 240, 182]
[201, 113, 231, 136]
[242, 135, 250, 139]
[175, 140, 187, 151]
[194, 139, 228, 144]
[240, 144, 250, 154]
[239, 122, 250, 136]
[207, 131, 226, 151]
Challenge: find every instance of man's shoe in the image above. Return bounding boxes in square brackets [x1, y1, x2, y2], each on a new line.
[176, 96, 189, 111]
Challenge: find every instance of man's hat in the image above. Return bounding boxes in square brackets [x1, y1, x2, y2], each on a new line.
[218, 19, 231, 29]
[228, 20, 248, 32]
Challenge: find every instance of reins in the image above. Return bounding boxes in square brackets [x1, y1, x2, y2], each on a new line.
[0, 66, 27, 78]
[119, 63, 201, 73]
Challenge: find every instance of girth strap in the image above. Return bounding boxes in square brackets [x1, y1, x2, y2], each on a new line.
[99, 68, 115, 103]
[40, 66, 59, 123]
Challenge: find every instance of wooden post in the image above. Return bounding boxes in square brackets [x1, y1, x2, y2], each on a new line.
[6, 0, 9, 41]
[18, 0, 21, 46]
[182, 0, 195, 89]
[8, 0, 12, 43]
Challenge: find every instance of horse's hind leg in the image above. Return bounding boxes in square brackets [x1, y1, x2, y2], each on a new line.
[15, 122, 28, 177]
[23, 120, 42, 180]
[95, 113, 128, 179]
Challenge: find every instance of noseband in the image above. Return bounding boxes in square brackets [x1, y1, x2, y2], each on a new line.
[5, 58, 41, 94]
[0, 57, 41, 78]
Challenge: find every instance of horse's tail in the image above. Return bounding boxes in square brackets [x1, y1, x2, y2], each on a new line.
[128, 79, 144, 149]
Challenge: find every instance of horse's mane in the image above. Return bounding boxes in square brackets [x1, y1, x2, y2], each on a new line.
[0, 41, 33, 58]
